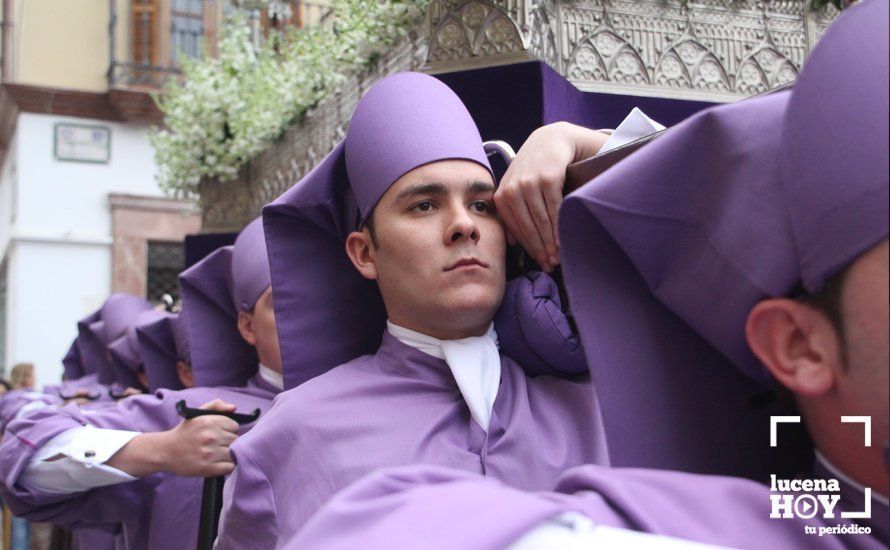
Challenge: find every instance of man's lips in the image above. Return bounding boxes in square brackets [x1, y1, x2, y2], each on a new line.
[444, 258, 488, 271]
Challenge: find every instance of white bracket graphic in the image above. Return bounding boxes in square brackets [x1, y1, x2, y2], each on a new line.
[841, 488, 872, 519]
[770, 416, 801, 447]
[841, 416, 871, 447]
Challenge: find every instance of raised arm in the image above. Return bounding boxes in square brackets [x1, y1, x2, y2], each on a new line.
[494, 122, 610, 272]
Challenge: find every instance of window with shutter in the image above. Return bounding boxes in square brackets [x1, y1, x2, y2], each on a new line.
[260, 1, 332, 36]
[131, 0, 159, 66]
[169, 0, 206, 66]
[112, 0, 218, 89]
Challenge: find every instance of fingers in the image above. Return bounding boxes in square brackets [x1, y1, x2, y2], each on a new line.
[494, 188, 520, 247]
[192, 450, 235, 478]
[204, 461, 236, 477]
[507, 201, 550, 271]
[520, 181, 558, 267]
[190, 414, 240, 435]
[495, 153, 565, 270]
[496, 170, 551, 270]
[199, 399, 238, 412]
[216, 417, 240, 435]
[542, 181, 564, 255]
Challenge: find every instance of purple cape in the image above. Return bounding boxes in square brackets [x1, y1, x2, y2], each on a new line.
[560, 90, 795, 479]
[179, 244, 258, 388]
[559, 0, 888, 480]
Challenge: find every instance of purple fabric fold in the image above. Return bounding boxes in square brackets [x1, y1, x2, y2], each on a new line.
[494, 271, 586, 376]
[108, 334, 143, 391]
[559, 92, 795, 479]
[100, 294, 153, 344]
[75, 309, 105, 377]
[61, 339, 84, 381]
[135, 312, 184, 392]
[558, 0, 888, 481]
[179, 246, 258, 388]
[779, 0, 888, 292]
[286, 464, 887, 550]
[231, 217, 272, 312]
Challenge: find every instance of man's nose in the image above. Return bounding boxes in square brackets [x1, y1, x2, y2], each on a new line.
[446, 205, 480, 245]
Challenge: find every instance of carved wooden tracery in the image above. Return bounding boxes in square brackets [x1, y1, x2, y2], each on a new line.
[198, 1, 839, 231]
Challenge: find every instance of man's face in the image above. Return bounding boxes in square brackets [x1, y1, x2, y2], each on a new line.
[355, 159, 506, 339]
[238, 287, 282, 374]
[834, 239, 889, 447]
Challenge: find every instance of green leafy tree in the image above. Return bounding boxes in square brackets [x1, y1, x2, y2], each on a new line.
[150, 0, 428, 197]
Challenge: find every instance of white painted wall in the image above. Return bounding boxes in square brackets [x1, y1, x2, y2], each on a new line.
[15, 113, 160, 241]
[0, 113, 162, 387]
[0, 133, 17, 258]
[6, 241, 111, 385]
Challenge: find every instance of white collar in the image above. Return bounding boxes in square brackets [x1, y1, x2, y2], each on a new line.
[257, 363, 284, 391]
[387, 321, 501, 432]
[815, 451, 890, 507]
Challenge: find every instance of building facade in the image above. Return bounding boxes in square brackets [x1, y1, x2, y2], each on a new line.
[0, 0, 211, 387]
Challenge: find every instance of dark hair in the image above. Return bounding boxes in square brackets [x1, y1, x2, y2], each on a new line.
[0, 379, 11, 392]
[798, 267, 848, 336]
[797, 265, 850, 369]
[363, 211, 380, 249]
[752, 266, 851, 411]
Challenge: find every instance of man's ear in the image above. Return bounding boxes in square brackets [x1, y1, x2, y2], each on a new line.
[237, 310, 258, 346]
[745, 298, 840, 397]
[345, 230, 379, 280]
[176, 361, 195, 388]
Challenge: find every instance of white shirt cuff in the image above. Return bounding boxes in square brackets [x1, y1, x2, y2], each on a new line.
[510, 512, 730, 549]
[19, 425, 140, 495]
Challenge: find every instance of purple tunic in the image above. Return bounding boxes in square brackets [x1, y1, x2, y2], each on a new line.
[216, 333, 606, 549]
[288, 463, 888, 549]
[0, 374, 278, 550]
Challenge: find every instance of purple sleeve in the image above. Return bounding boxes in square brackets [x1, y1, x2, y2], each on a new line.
[0, 390, 62, 431]
[0, 392, 183, 527]
[215, 446, 279, 550]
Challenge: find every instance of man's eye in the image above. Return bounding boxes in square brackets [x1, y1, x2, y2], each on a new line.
[471, 200, 493, 213]
[413, 201, 434, 212]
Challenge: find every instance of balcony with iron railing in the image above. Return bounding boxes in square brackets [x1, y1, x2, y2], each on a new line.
[107, 0, 333, 91]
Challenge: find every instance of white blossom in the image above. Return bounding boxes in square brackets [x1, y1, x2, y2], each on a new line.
[150, 0, 429, 197]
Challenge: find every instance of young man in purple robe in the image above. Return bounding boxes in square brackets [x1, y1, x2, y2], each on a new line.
[283, 2, 889, 548]
[215, 71, 614, 549]
[0, 218, 283, 550]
